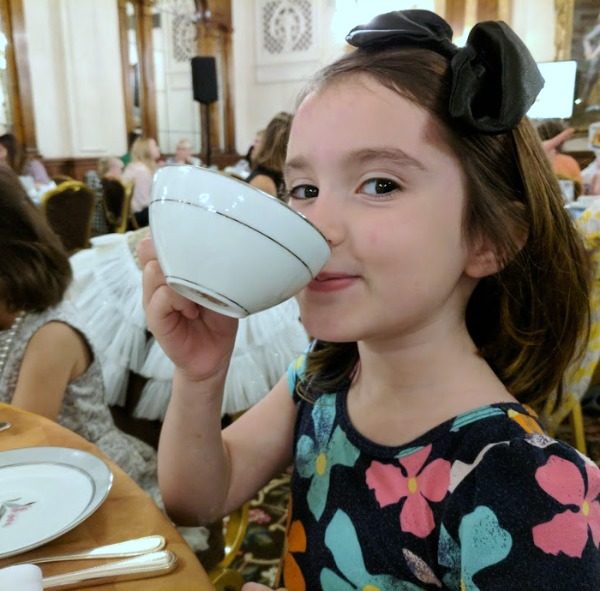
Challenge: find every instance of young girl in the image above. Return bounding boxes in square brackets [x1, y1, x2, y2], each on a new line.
[0, 169, 212, 555]
[140, 10, 600, 590]
[0, 168, 158, 489]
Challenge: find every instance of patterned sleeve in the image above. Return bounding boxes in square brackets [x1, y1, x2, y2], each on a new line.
[286, 354, 307, 402]
[439, 434, 600, 589]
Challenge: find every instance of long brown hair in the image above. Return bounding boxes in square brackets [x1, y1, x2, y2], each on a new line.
[253, 112, 293, 173]
[0, 167, 72, 312]
[297, 47, 590, 406]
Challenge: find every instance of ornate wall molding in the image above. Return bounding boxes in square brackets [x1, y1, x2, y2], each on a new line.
[255, 0, 320, 82]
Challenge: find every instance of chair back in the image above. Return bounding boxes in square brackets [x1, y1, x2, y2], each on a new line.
[40, 181, 95, 253]
[102, 178, 134, 233]
[53, 174, 73, 186]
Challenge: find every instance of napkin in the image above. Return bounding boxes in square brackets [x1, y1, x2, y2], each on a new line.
[0, 564, 42, 591]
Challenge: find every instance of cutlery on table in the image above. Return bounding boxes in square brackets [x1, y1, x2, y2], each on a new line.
[23, 535, 165, 565]
[41, 549, 177, 589]
[0, 421, 11, 432]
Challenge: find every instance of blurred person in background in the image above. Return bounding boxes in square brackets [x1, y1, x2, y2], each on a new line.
[0, 166, 211, 556]
[0, 133, 50, 186]
[166, 138, 202, 166]
[121, 130, 141, 167]
[583, 122, 600, 195]
[536, 119, 583, 198]
[0, 166, 158, 494]
[85, 156, 125, 237]
[122, 137, 161, 227]
[246, 112, 293, 201]
[225, 129, 264, 180]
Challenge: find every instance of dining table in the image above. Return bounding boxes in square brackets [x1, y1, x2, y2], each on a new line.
[0, 403, 215, 590]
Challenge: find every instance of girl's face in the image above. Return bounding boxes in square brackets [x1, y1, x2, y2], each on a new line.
[286, 76, 489, 346]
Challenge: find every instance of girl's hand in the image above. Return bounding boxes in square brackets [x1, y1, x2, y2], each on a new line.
[138, 237, 238, 382]
[242, 584, 287, 591]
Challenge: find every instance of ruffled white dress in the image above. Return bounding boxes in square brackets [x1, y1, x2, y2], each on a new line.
[67, 229, 309, 419]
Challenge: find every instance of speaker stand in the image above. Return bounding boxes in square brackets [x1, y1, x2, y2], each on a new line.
[201, 102, 212, 167]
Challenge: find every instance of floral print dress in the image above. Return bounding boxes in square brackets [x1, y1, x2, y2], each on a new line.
[283, 357, 600, 590]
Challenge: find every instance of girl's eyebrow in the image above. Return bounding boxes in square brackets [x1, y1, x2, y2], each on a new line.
[285, 147, 425, 177]
[349, 147, 426, 171]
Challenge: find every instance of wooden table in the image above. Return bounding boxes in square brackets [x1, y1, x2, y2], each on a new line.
[0, 404, 214, 590]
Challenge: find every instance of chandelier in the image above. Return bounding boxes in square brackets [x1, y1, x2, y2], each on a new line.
[150, 0, 209, 24]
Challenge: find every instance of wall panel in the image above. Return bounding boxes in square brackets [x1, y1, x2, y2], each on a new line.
[24, 0, 127, 159]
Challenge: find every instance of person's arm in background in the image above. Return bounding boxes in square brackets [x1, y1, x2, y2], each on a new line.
[542, 127, 575, 155]
[11, 322, 92, 420]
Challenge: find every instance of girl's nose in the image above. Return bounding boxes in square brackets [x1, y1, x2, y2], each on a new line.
[302, 193, 343, 247]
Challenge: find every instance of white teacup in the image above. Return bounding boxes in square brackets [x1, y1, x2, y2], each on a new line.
[149, 165, 330, 318]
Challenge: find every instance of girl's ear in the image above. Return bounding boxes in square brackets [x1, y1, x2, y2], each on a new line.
[465, 203, 528, 279]
[464, 237, 501, 279]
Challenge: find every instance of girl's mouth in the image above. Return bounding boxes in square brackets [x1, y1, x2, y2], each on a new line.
[307, 272, 358, 293]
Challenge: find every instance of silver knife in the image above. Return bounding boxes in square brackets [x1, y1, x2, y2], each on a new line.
[23, 535, 165, 565]
[41, 549, 177, 589]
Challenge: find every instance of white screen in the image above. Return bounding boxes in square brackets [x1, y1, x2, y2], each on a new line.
[527, 60, 577, 120]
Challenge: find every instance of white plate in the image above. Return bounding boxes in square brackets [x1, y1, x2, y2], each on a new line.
[0, 446, 113, 559]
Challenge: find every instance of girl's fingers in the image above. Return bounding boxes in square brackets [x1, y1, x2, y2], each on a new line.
[142, 258, 198, 326]
[139, 237, 198, 319]
[137, 236, 157, 267]
[141, 259, 167, 312]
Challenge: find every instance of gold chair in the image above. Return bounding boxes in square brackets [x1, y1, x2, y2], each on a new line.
[101, 178, 135, 233]
[208, 502, 250, 591]
[40, 180, 95, 253]
[541, 391, 587, 455]
[52, 174, 73, 186]
[208, 410, 251, 590]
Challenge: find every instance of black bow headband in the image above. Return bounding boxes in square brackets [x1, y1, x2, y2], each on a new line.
[345, 10, 544, 134]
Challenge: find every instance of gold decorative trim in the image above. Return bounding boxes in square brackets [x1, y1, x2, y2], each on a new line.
[554, 0, 574, 61]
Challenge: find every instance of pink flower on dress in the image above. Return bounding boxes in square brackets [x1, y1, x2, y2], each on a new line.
[532, 455, 600, 558]
[366, 444, 450, 538]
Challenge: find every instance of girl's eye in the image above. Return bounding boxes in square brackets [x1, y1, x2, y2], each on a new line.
[288, 184, 319, 200]
[359, 178, 401, 196]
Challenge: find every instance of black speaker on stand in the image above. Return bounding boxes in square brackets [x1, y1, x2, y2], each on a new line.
[191, 56, 218, 167]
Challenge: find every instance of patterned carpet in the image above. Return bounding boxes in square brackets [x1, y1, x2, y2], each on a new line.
[231, 414, 600, 586]
[230, 472, 291, 587]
